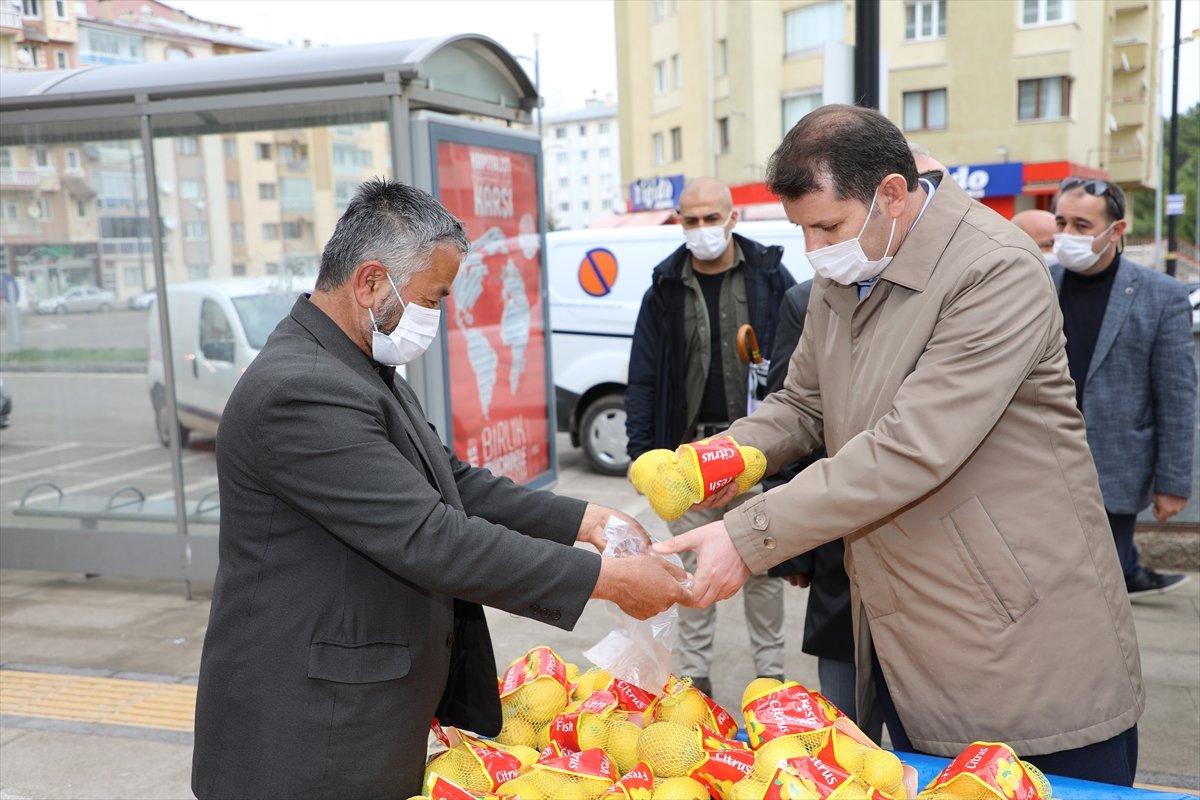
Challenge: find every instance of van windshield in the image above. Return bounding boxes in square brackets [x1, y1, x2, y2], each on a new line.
[232, 292, 300, 350]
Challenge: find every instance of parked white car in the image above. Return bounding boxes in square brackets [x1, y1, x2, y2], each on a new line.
[34, 285, 116, 314]
[147, 276, 314, 446]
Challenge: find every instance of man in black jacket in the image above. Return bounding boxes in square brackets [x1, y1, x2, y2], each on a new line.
[763, 281, 882, 740]
[625, 177, 796, 696]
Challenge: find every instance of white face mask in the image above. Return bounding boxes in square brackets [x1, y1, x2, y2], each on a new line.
[806, 190, 897, 285]
[370, 271, 441, 366]
[683, 214, 732, 261]
[1052, 222, 1115, 273]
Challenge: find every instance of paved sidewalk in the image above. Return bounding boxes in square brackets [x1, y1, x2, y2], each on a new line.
[1, 441, 1198, 798]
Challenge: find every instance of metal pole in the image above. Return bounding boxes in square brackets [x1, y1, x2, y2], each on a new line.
[533, 34, 543, 142]
[1166, 0, 1182, 277]
[140, 113, 192, 600]
[854, 0, 880, 109]
[1153, 39, 1165, 268]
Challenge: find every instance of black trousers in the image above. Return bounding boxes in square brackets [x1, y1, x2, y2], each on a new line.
[871, 647, 1139, 786]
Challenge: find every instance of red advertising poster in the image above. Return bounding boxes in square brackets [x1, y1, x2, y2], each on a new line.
[436, 140, 549, 484]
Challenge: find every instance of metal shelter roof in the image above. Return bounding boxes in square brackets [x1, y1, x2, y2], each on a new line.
[0, 34, 538, 145]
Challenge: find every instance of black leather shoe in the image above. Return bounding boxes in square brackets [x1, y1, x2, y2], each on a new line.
[1126, 568, 1189, 599]
[686, 676, 713, 696]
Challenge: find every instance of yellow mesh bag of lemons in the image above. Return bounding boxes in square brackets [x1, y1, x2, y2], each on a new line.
[630, 436, 766, 521]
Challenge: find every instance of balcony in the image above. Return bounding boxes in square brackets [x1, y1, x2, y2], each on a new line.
[0, 6, 21, 33]
[1113, 39, 1149, 72]
[1110, 95, 1148, 129]
[0, 168, 38, 188]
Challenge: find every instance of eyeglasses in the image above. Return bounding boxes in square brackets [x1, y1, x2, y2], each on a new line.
[1059, 177, 1125, 220]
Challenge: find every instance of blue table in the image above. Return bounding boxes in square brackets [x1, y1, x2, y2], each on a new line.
[897, 751, 1195, 800]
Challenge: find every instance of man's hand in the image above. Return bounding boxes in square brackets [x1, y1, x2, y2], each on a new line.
[784, 574, 810, 588]
[1152, 493, 1187, 523]
[592, 555, 692, 620]
[578, 503, 650, 551]
[688, 482, 739, 513]
[653, 519, 750, 607]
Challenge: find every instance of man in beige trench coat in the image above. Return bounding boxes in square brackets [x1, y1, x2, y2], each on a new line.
[658, 105, 1143, 786]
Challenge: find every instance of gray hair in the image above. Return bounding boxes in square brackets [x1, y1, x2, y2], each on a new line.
[316, 178, 469, 291]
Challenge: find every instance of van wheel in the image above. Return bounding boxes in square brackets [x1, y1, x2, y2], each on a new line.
[152, 385, 190, 448]
[580, 395, 630, 477]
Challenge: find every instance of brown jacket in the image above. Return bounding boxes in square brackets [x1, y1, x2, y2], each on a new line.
[724, 176, 1143, 756]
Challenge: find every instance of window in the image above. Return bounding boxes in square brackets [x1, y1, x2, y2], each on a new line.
[602, 198, 612, 210]
[1022, 0, 1073, 26]
[1018, 77, 1070, 120]
[579, 150, 588, 161]
[654, 61, 666, 95]
[17, 44, 39, 68]
[255, 143, 272, 160]
[653, 132, 665, 166]
[258, 183, 277, 200]
[335, 180, 357, 211]
[782, 92, 822, 135]
[717, 117, 731, 154]
[176, 137, 198, 155]
[185, 221, 207, 240]
[579, 124, 587, 136]
[222, 138, 237, 159]
[0, 148, 10, 168]
[717, 39, 728, 77]
[670, 127, 683, 161]
[180, 180, 204, 200]
[2, 200, 17, 221]
[279, 177, 314, 211]
[226, 181, 241, 200]
[78, 27, 144, 65]
[599, 147, 612, 159]
[601, 172, 613, 185]
[75, 200, 87, 218]
[599, 122, 610, 134]
[21, 0, 40, 16]
[670, 54, 680, 90]
[556, 152, 568, 164]
[34, 148, 51, 168]
[232, 263, 246, 276]
[905, 0, 946, 41]
[653, 0, 666, 21]
[55, 50, 67, 69]
[200, 300, 235, 363]
[581, 175, 590, 186]
[282, 222, 304, 240]
[33, 197, 52, 221]
[165, 46, 192, 61]
[902, 88, 947, 131]
[261, 223, 280, 240]
[559, 202, 570, 212]
[785, 1, 844, 55]
[279, 143, 308, 163]
[65, 149, 79, 170]
[558, 177, 569, 189]
[555, 127, 567, 139]
[230, 223, 244, 242]
[582, 200, 590, 211]
[53, 0, 66, 17]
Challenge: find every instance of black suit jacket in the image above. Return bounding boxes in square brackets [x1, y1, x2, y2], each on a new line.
[761, 281, 853, 663]
[192, 295, 600, 799]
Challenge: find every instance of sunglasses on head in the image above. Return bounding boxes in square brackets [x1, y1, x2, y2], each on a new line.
[1059, 177, 1125, 219]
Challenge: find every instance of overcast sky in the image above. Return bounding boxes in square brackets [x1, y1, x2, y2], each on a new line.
[170, 0, 1197, 117]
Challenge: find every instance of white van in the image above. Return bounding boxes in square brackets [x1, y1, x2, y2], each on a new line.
[147, 276, 314, 446]
[548, 220, 813, 475]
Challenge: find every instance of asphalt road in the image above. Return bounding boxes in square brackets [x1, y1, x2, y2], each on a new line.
[0, 308, 150, 355]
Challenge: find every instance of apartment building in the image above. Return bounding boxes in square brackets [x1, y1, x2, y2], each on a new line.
[615, 0, 1160, 218]
[542, 98, 623, 229]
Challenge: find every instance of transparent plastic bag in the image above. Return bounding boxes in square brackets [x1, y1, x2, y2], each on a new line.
[583, 516, 690, 692]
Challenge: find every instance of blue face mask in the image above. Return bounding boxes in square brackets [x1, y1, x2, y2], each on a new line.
[369, 271, 441, 366]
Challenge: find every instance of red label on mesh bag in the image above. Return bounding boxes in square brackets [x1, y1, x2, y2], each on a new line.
[742, 682, 842, 749]
[538, 747, 617, 782]
[683, 435, 746, 499]
[764, 756, 888, 800]
[924, 742, 1044, 800]
[603, 761, 654, 798]
[690, 727, 755, 799]
[611, 678, 656, 712]
[499, 645, 568, 697]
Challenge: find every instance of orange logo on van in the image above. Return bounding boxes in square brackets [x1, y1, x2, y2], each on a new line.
[578, 248, 618, 297]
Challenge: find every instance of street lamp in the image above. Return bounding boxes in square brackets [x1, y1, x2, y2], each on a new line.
[514, 35, 542, 141]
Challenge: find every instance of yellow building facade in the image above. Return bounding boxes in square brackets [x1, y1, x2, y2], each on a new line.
[616, 0, 1160, 216]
